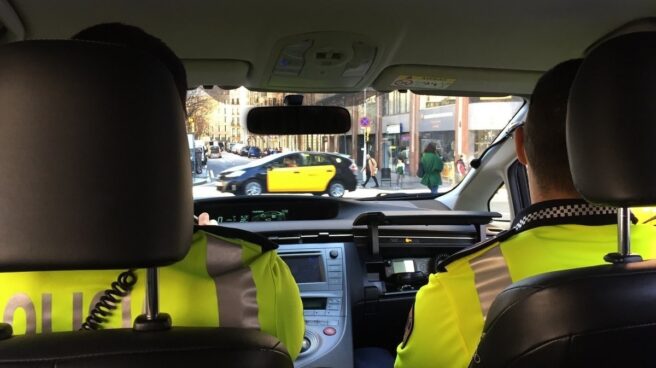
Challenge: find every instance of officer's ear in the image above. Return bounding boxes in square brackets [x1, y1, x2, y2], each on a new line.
[514, 126, 529, 167]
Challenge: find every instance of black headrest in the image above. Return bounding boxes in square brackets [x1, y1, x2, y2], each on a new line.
[567, 32, 656, 207]
[472, 260, 656, 367]
[0, 40, 192, 271]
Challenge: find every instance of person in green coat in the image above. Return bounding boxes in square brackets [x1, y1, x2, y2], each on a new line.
[420, 142, 444, 194]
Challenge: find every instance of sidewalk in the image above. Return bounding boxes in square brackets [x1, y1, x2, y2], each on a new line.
[358, 171, 456, 191]
[192, 169, 211, 186]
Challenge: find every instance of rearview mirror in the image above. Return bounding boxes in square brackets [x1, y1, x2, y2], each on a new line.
[247, 106, 351, 135]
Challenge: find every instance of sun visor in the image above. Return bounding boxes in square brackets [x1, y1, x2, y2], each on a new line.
[185, 59, 250, 89]
[373, 65, 542, 96]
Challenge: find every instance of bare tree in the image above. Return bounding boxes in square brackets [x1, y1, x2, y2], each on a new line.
[185, 89, 215, 138]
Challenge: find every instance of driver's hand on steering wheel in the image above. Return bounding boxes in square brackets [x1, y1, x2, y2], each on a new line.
[198, 212, 219, 225]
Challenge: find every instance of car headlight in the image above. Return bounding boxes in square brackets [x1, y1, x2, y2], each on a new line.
[225, 170, 245, 178]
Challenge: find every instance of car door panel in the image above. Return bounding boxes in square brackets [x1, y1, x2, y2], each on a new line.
[267, 167, 303, 192]
[306, 164, 336, 191]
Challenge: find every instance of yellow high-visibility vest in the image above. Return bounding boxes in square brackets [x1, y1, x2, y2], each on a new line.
[0, 229, 304, 360]
[395, 199, 656, 368]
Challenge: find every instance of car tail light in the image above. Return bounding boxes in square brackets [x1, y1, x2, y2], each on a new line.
[349, 163, 358, 174]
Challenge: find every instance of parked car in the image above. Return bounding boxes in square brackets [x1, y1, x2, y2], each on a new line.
[230, 143, 244, 154]
[239, 145, 251, 156]
[248, 146, 262, 158]
[216, 151, 358, 197]
[209, 145, 222, 159]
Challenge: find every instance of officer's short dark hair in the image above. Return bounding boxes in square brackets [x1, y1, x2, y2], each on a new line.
[72, 23, 188, 110]
[524, 59, 582, 193]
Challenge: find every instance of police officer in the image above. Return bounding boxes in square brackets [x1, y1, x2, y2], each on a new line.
[394, 59, 656, 368]
[0, 24, 304, 360]
[0, 225, 304, 359]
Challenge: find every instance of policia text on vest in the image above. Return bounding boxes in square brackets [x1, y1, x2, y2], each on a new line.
[0, 228, 305, 360]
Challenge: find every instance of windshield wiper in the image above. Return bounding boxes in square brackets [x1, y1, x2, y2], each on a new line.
[357, 192, 442, 201]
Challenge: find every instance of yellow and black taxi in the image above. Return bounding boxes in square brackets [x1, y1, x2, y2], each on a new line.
[216, 151, 358, 197]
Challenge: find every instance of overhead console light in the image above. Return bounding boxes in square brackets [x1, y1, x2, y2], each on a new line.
[342, 42, 376, 78]
[268, 32, 379, 90]
[273, 40, 313, 76]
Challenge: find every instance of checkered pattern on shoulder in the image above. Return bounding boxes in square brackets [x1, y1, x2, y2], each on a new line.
[513, 203, 617, 232]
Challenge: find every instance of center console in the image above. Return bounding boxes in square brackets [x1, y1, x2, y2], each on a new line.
[279, 243, 353, 368]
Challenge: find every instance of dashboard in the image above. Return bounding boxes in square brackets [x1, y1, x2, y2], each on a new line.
[198, 197, 340, 223]
[194, 195, 500, 368]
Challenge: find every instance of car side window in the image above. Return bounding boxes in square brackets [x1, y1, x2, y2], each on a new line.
[297, 153, 312, 167]
[280, 154, 301, 167]
[310, 154, 331, 165]
[269, 158, 287, 168]
[488, 184, 512, 231]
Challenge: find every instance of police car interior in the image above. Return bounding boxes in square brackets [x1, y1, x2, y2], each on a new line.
[2, 1, 656, 368]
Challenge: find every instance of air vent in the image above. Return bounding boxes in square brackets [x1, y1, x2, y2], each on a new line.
[267, 231, 353, 244]
[353, 228, 477, 249]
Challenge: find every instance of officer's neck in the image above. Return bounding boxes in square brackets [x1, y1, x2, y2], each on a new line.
[530, 191, 581, 205]
[528, 177, 580, 205]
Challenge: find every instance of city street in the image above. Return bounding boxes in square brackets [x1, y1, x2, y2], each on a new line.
[192, 151, 509, 220]
[206, 152, 250, 179]
[194, 152, 447, 197]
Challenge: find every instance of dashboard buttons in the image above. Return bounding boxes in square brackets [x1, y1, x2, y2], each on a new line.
[323, 327, 337, 336]
[329, 250, 339, 259]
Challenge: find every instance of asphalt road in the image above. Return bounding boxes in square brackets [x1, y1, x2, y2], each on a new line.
[206, 152, 251, 179]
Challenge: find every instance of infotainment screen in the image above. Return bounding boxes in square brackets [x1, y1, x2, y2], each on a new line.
[392, 259, 416, 273]
[302, 297, 327, 310]
[282, 255, 325, 283]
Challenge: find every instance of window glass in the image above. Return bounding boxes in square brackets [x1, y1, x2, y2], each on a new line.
[189, 87, 524, 199]
[283, 154, 301, 167]
[489, 184, 511, 223]
[310, 154, 331, 165]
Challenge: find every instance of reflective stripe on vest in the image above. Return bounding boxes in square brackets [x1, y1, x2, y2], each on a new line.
[205, 235, 259, 328]
[469, 245, 512, 318]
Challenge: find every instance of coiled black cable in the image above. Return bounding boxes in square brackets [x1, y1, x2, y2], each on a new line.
[80, 269, 138, 330]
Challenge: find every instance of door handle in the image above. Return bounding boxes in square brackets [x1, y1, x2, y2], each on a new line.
[326, 170, 334, 173]
[293, 171, 301, 174]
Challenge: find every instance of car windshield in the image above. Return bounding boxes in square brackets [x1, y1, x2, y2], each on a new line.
[190, 87, 524, 199]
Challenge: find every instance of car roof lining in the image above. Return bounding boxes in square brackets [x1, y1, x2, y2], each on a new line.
[6, 0, 656, 95]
